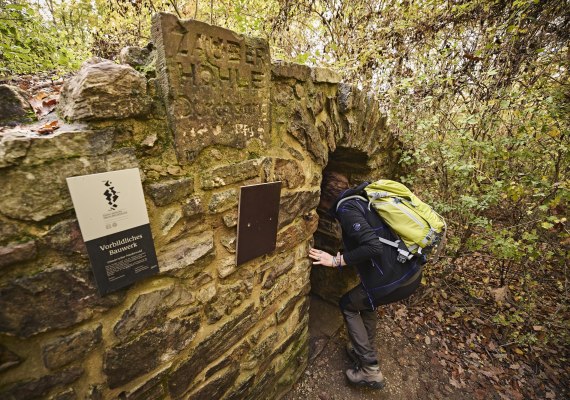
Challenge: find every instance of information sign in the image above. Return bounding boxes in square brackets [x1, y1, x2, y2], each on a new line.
[66, 168, 159, 295]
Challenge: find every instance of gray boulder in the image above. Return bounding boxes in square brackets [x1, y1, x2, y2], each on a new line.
[0, 85, 35, 126]
[57, 60, 150, 121]
[119, 46, 154, 69]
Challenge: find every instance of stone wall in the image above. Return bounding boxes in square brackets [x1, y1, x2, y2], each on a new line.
[0, 13, 399, 400]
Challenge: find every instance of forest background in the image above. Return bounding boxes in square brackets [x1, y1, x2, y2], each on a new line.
[1, 0, 568, 397]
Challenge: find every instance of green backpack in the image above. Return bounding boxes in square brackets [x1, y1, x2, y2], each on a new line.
[337, 179, 447, 263]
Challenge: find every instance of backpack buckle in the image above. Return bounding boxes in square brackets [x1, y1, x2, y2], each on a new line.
[397, 248, 413, 263]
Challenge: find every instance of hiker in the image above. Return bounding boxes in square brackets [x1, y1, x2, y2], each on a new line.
[308, 171, 423, 389]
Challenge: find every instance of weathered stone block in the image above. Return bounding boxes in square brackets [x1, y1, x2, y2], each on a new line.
[201, 158, 266, 189]
[103, 317, 200, 388]
[0, 159, 88, 221]
[0, 344, 21, 372]
[245, 331, 278, 369]
[0, 367, 83, 400]
[276, 295, 305, 324]
[188, 365, 240, 400]
[119, 46, 153, 69]
[271, 61, 311, 82]
[208, 189, 238, 214]
[338, 82, 354, 113]
[196, 284, 217, 305]
[152, 13, 271, 164]
[113, 286, 174, 341]
[182, 196, 203, 218]
[260, 276, 290, 310]
[125, 365, 169, 400]
[0, 135, 31, 168]
[157, 230, 214, 273]
[310, 91, 326, 116]
[262, 254, 295, 290]
[225, 375, 255, 400]
[278, 189, 320, 229]
[52, 388, 77, 400]
[146, 177, 194, 206]
[220, 233, 236, 254]
[244, 366, 276, 400]
[311, 67, 341, 83]
[275, 211, 318, 253]
[158, 208, 183, 236]
[0, 265, 123, 338]
[274, 158, 305, 189]
[222, 211, 238, 227]
[167, 304, 257, 398]
[208, 280, 253, 321]
[102, 147, 140, 171]
[0, 240, 37, 269]
[217, 256, 237, 279]
[288, 110, 328, 166]
[22, 130, 115, 166]
[42, 324, 102, 369]
[57, 60, 150, 121]
[41, 219, 86, 256]
[0, 85, 35, 126]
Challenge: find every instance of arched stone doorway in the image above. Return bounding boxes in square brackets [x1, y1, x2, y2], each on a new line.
[310, 147, 371, 304]
[306, 83, 402, 362]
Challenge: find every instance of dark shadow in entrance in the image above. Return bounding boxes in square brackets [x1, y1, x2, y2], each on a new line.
[308, 147, 371, 361]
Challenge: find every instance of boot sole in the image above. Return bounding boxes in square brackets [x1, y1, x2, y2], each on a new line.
[351, 379, 386, 389]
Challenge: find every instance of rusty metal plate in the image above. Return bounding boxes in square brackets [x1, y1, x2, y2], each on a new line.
[236, 182, 281, 266]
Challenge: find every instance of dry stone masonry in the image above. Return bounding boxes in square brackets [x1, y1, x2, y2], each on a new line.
[0, 13, 400, 400]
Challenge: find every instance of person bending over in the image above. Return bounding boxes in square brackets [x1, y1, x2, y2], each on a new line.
[308, 171, 422, 389]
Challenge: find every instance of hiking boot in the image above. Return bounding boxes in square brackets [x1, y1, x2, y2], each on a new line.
[346, 363, 385, 389]
[346, 342, 359, 366]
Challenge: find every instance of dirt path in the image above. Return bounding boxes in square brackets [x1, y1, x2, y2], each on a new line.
[283, 296, 456, 400]
[283, 295, 566, 400]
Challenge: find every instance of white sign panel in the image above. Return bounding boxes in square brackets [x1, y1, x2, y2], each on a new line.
[67, 168, 159, 295]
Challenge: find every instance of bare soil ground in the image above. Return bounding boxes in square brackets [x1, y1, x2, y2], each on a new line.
[284, 288, 568, 400]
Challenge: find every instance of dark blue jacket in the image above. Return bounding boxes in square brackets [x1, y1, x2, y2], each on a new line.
[333, 184, 421, 300]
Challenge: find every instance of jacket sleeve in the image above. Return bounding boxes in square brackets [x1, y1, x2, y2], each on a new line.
[337, 200, 384, 265]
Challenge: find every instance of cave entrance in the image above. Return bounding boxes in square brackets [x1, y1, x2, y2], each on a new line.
[307, 146, 371, 362]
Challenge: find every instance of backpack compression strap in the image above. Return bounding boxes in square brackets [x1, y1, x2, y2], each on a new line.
[335, 195, 414, 263]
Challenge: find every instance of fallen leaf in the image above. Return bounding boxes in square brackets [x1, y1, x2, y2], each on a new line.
[29, 94, 59, 117]
[35, 91, 48, 100]
[449, 377, 462, 388]
[490, 286, 510, 303]
[35, 120, 60, 135]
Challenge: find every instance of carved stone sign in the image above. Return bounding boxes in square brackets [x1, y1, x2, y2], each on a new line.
[152, 13, 271, 164]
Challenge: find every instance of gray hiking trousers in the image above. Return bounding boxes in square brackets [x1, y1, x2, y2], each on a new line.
[339, 269, 422, 365]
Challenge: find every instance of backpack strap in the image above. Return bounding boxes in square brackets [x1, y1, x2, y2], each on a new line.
[378, 237, 415, 263]
[335, 195, 369, 212]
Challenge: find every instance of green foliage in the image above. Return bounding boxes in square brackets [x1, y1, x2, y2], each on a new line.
[0, 1, 57, 74]
[1, 0, 567, 356]
[269, 0, 569, 354]
[0, 0, 90, 75]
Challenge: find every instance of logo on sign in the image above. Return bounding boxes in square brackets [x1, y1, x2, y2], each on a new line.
[103, 181, 119, 211]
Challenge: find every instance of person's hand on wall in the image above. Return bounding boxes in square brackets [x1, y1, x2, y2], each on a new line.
[308, 248, 345, 268]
